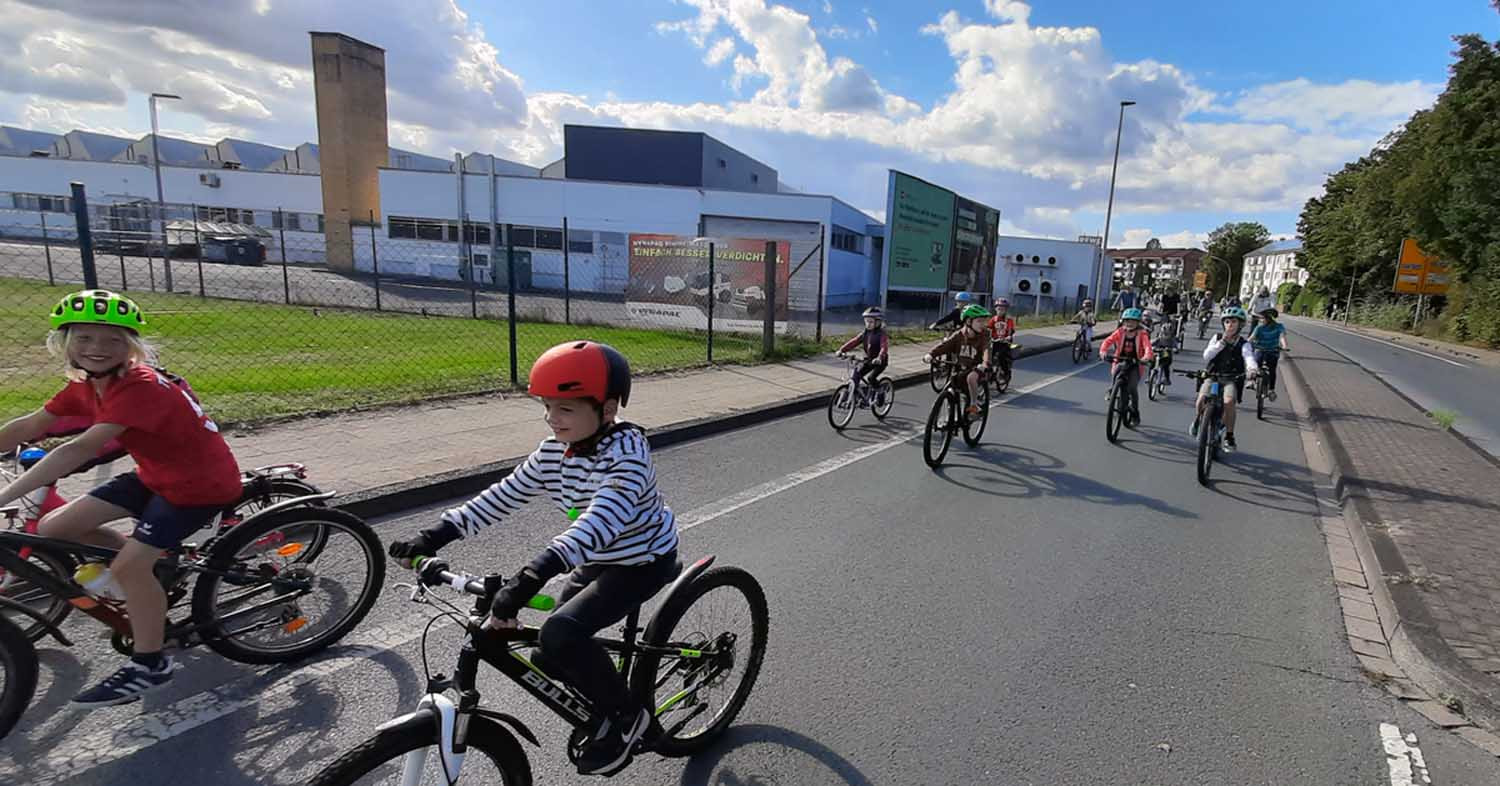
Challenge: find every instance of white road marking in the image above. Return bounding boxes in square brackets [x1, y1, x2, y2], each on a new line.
[1380, 722, 1433, 785]
[1301, 320, 1468, 368]
[3, 361, 1102, 782]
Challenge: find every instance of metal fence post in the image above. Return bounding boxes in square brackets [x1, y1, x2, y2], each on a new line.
[39, 211, 54, 285]
[69, 182, 97, 289]
[369, 209, 382, 311]
[277, 208, 291, 304]
[762, 241, 777, 358]
[815, 225, 826, 342]
[191, 205, 205, 297]
[706, 242, 715, 363]
[118, 245, 128, 290]
[562, 216, 572, 325]
[507, 237, 519, 387]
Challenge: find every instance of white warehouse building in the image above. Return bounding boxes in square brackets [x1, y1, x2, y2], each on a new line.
[1239, 239, 1306, 302]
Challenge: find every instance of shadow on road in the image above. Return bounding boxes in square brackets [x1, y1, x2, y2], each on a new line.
[932, 444, 1198, 519]
[679, 723, 874, 786]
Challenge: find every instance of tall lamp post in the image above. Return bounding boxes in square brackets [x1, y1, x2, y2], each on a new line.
[1097, 100, 1135, 301]
[1204, 254, 1234, 300]
[150, 92, 181, 290]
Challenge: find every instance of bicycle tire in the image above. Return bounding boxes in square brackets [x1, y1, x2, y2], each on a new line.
[630, 566, 769, 758]
[1196, 410, 1215, 486]
[963, 384, 989, 447]
[923, 393, 956, 467]
[993, 363, 1011, 395]
[191, 506, 384, 665]
[1072, 338, 1085, 364]
[826, 383, 856, 431]
[0, 614, 38, 742]
[1105, 382, 1124, 444]
[1146, 367, 1161, 401]
[871, 379, 895, 420]
[928, 359, 949, 393]
[227, 477, 329, 557]
[1, 548, 74, 642]
[1256, 382, 1267, 421]
[307, 714, 531, 786]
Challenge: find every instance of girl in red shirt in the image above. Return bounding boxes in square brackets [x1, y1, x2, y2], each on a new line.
[1098, 307, 1156, 425]
[0, 290, 241, 706]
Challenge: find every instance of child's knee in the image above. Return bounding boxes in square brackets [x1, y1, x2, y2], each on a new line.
[539, 613, 591, 656]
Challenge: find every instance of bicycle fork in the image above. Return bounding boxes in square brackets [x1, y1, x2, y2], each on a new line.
[389, 641, 483, 784]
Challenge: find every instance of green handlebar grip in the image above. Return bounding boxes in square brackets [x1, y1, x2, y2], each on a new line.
[528, 594, 556, 612]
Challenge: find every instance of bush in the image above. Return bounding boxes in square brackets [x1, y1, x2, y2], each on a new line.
[1277, 282, 1302, 311]
[1290, 286, 1326, 317]
[1348, 299, 1412, 331]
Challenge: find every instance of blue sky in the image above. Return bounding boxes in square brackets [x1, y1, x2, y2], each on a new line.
[2, 0, 1496, 247]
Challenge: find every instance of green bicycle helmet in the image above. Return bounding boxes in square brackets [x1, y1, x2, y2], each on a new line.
[1121, 307, 1144, 321]
[49, 289, 146, 333]
[1221, 306, 1248, 323]
[960, 304, 991, 321]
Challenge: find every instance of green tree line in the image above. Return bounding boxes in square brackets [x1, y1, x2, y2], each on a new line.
[1295, 8, 1500, 345]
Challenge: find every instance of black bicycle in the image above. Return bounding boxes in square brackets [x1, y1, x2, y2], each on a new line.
[1145, 346, 1173, 402]
[1198, 309, 1212, 340]
[1182, 369, 1245, 486]
[986, 342, 1019, 395]
[828, 354, 895, 430]
[928, 353, 956, 392]
[1071, 325, 1091, 364]
[1174, 312, 1188, 349]
[923, 363, 990, 467]
[0, 612, 37, 742]
[309, 554, 769, 784]
[1104, 356, 1143, 444]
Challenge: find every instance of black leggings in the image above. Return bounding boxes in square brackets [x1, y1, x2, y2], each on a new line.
[1257, 350, 1280, 390]
[855, 357, 887, 386]
[537, 551, 681, 718]
[987, 341, 1013, 374]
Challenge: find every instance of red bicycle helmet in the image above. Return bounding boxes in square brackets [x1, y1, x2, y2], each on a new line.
[528, 341, 632, 407]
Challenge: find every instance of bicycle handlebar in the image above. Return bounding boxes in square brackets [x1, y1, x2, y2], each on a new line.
[411, 557, 556, 611]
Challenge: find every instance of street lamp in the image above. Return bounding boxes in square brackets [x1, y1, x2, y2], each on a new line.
[150, 92, 181, 290]
[1097, 100, 1135, 301]
[1203, 254, 1233, 300]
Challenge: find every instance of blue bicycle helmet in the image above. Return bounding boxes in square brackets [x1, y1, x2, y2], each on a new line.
[955, 292, 978, 303]
[1121, 307, 1144, 321]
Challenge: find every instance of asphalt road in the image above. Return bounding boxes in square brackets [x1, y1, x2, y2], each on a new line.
[4, 340, 1499, 784]
[1284, 316, 1500, 460]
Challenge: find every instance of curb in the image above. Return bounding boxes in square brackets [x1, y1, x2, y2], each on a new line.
[336, 338, 1074, 520]
[1281, 349, 1500, 747]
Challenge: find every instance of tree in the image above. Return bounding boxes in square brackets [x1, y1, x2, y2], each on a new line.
[1205, 221, 1270, 297]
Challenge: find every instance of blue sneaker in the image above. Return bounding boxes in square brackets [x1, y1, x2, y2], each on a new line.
[73, 657, 181, 706]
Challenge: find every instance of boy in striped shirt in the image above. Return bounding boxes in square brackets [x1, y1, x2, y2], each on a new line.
[390, 341, 680, 776]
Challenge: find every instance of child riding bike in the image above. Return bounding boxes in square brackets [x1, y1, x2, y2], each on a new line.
[986, 298, 1017, 381]
[0, 290, 242, 706]
[1190, 306, 1260, 452]
[1073, 298, 1098, 350]
[388, 341, 680, 776]
[928, 291, 981, 331]
[836, 307, 890, 389]
[1151, 317, 1178, 386]
[1099, 307, 1155, 423]
[1248, 307, 1290, 401]
[923, 305, 992, 417]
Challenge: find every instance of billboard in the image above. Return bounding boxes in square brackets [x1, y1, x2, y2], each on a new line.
[1392, 238, 1450, 296]
[883, 170, 1000, 295]
[625, 234, 790, 333]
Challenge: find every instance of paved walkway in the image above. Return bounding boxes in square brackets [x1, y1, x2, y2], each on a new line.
[48, 324, 1075, 502]
[1288, 334, 1500, 686]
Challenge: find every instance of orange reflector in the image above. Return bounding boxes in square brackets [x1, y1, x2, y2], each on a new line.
[283, 617, 308, 633]
[276, 543, 305, 557]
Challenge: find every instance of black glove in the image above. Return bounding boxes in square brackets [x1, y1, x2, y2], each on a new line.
[388, 524, 460, 561]
[489, 550, 566, 621]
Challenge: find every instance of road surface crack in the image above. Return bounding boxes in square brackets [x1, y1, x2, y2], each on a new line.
[1250, 659, 1365, 685]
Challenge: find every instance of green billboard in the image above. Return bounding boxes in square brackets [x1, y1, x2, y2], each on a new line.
[885, 171, 956, 290]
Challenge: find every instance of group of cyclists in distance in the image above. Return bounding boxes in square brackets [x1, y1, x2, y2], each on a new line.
[834, 280, 1290, 454]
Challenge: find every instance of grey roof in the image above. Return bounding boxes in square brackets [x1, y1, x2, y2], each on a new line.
[116, 134, 215, 166]
[217, 139, 291, 171]
[164, 219, 272, 239]
[388, 148, 453, 172]
[1245, 239, 1302, 258]
[57, 130, 134, 161]
[0, 126, 61, 156]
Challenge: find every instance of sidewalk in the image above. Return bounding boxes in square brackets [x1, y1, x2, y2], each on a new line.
[143, 323, 1073, 511]
[1285, 336, 1500, 720]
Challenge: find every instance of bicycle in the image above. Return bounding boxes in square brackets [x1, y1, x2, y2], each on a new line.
[928, 353, 956, 392]
[309, 553, 769, 784]
[1145, 345, 1173, 402]
[0, 486, 384, 665]
[1197, 310, 1212, 340]
[0, 612, 37, 742]
[1071, 326, 1091, 364]
[986, 342, 1020, 395]
[922, 363, 990, 467]
[1181, 369, 1245, 486]
[828, 355, 895, 431]
[0, 446, 326, 642]
[1103, 355, 1143, 444]
[1173, 312, 1187, 350]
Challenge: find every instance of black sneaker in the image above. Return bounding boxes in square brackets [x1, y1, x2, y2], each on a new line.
[576, 705, 651, 775]
[73, 657, 181, 706]
[1224, 434, 1237, 453]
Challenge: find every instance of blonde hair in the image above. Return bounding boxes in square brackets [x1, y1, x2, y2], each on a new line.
[47, 326, 158, 382]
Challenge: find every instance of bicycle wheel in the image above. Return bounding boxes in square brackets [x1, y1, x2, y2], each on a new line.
[191, 506, 384, 664]
[923, 393, 956, 468]
[963, 384, 990, 447]
[1072, 338, 1085, 364]
[1146, 367, 1161, 401]
[1105, 382, 1124, 444]
[826, 383, 856, 431]
[226, 477, 329, 556]
[631, 566, 769, 758]
[1256, 381, 1267, 420]
[307, 714, 531, 786]
[993, 362, 1011, 395]
[1196, 411, 1215, 486]
[928, 359, 951, 393]
[0, 547, 74, 642]
[871, 378, 895, 420]
[0, 614, 38, 742]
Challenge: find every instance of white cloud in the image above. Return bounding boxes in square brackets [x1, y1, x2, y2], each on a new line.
[704, 37, 736, 66]
[1224, 78, 1440, 134]
[825, 25, 856, 40]
[1120, 228, 1208, 248]
[865, 13, 878, 34]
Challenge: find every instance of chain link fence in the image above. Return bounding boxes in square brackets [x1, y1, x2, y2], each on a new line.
[0, 189, 838, 425]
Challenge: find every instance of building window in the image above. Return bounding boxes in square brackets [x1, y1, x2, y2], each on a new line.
[535, 228, 563, 250]
[750, 173, 759, 184]
[567, 230, 593, 254]
[507, 225, 535, 248]
[831, 226, 863, 253]
[388, 216, 417, 239]
[718, 158, 727, 169]
[11, 193, 71, 213]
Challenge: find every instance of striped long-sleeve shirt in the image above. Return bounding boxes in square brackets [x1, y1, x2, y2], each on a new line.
[439, 424, 678, 570]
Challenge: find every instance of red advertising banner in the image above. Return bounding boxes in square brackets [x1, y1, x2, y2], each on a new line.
[626, 234, 790, 332]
